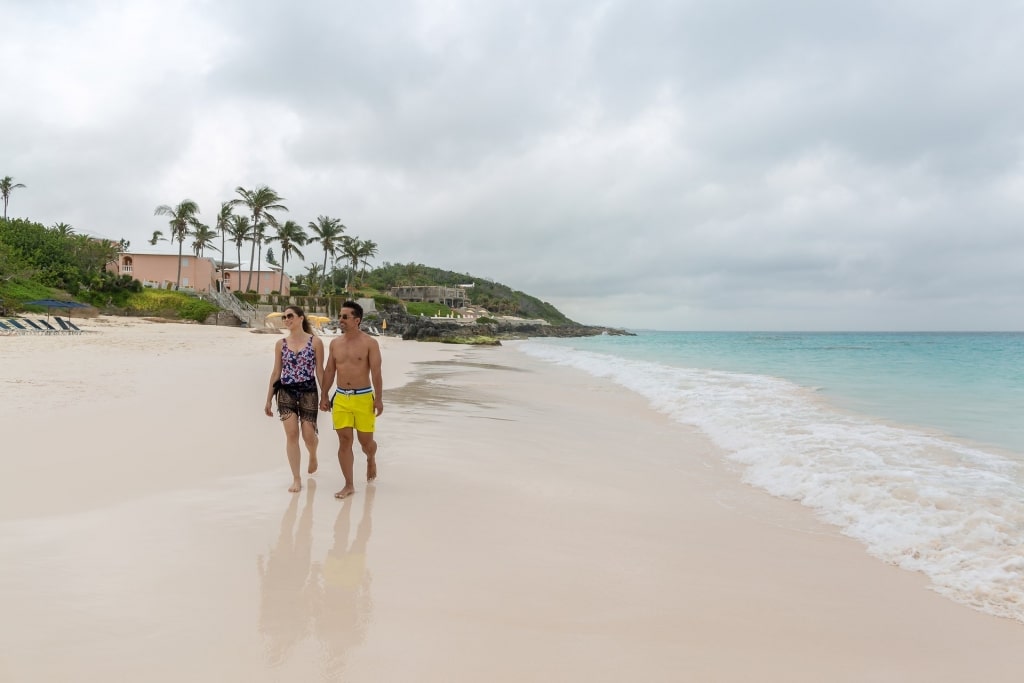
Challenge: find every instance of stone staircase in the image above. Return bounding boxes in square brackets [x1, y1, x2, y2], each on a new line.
[203, 290, 259, 327]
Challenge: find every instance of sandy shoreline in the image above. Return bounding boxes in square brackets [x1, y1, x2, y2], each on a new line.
[1, 318, 1022, 682]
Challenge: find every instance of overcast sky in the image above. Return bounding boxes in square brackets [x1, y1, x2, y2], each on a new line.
[3, 0, 1023, 330]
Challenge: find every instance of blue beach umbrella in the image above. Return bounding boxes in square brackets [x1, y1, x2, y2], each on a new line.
[22, 299, 90, 321]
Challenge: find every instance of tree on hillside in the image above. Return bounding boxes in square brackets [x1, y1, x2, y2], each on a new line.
[402, 262, 422, 286]
[307, 215, 345, 294]
[269, 220, 308, 294]
[1, 176, 26, 221]
[52, 222, 75, 237]
[72, 235, 120, 276]
[191, 223, 220, 257]
[226, 215, 251, 292]
[229, 185, 287, 292]
[154, 199, 201, 290]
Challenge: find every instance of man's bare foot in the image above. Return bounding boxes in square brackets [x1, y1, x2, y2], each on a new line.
[288, 479, 302, 493]
[334, 485, 355, 499]
[366, 455, 377, 482]
[308, 454, 318, 474]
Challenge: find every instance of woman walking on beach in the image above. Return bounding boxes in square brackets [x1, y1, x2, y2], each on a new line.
[265, 305, 325, 492]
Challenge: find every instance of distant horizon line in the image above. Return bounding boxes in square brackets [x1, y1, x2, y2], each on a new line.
[609, 328, 1024, 334]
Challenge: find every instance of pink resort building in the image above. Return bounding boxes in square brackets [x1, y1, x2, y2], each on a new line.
[111, 252, 292, 295]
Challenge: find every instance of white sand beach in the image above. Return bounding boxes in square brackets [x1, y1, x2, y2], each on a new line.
[1, 318, 1022, 682]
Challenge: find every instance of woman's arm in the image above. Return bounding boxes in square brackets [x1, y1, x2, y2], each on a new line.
[265, 339, 283, 416]
[313, 336, 325, 391]
[320, 341, 336, 411]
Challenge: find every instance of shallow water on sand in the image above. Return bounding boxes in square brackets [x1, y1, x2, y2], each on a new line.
[518, 332, 1024, 623]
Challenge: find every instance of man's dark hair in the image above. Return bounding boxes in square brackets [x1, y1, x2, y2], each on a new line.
[342, 300, 363, 320]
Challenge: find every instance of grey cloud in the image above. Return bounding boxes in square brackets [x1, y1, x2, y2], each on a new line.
[4, 0, 1024, 329]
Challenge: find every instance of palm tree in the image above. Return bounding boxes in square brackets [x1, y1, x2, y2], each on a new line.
[191, 223, 220, 257]
[304, 263, 324, 296]
[252, 219, 272, 293]
[229, 185, 287, 292]
[339, 236, 365, 293]
[1, 176, 26, 220]
[307, 215, 345, 293]
[213, 202, 233, 272]
[52, 222, 75, 237]
[154, 199, 201, 289]
[269, 220, 309, 294]
[357, 239, 379, 287]
[226, 215, 252, 293]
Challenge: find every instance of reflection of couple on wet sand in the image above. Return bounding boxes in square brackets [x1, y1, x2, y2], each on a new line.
[311, 486, 375, 674]
[257, 482, 375, 675]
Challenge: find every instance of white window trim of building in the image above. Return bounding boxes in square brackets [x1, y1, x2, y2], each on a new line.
[182, 257, 190, 266]
[182, 277, 190, 287]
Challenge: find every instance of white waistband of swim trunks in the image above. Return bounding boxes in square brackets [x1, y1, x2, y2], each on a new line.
[335, 387, 373, 395]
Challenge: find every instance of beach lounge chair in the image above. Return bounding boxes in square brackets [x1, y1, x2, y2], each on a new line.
[0, 320, 17, 335]
[6, 319, 37, 335]
[22, 319, 56, 335]
[37, 319, 64, 334]
[55, 317, 82, 334]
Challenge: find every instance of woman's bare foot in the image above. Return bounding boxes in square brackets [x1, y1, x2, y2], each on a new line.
[366, 455, 377, 481]
[334, 485, 355, 499]
[308, 454, 318, 474]
[288, 479, 302, 493]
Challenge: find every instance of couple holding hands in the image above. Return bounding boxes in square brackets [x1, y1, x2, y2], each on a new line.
[264, 301, 383, 499]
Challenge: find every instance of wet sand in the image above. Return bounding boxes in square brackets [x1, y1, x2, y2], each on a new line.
[1, 318, 1022, 682]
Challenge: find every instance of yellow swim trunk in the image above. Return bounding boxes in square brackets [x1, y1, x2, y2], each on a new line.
[331, 388, 376, 432]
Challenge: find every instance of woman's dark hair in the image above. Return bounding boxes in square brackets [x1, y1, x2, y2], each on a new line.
[284, 305, 313, 334]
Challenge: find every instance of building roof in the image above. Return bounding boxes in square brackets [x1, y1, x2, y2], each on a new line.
[229, 262, 283, 273]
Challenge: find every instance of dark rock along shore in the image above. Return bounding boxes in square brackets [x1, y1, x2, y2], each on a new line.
[377, 306, 634, 342]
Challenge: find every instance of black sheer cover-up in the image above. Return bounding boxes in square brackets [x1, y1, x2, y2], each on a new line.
[275, 379, 319, 432]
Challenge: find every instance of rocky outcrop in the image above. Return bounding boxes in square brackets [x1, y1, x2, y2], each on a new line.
[378, 307, 634, 342]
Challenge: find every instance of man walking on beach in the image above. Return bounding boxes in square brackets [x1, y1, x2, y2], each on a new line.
[319, 301, 383, 499]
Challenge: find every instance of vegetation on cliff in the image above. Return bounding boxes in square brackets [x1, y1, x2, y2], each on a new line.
[362, 262, 578, 325]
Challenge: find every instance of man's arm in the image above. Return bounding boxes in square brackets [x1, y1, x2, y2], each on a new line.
[369, 337, 383, 416]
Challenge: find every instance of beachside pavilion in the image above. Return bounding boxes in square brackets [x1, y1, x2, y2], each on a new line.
[111, 252, 292, 295]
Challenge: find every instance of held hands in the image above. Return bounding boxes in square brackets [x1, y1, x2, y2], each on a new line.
[319, 396, 331, 412]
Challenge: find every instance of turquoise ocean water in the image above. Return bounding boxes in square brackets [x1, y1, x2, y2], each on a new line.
[517, 332, 1024, 622]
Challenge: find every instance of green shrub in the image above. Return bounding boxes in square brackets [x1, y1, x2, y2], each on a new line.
[0, 278, 60, 310]
[179, 299, 218, 322]
[233, 291, 260, 305]
[373, 294, 399, 308]
[406, 301, 452, 317]
[123, 290, 220, 321]
[476, 316, 498, 325]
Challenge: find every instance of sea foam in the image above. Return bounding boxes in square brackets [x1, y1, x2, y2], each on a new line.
[519, 341, 1024, 623]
